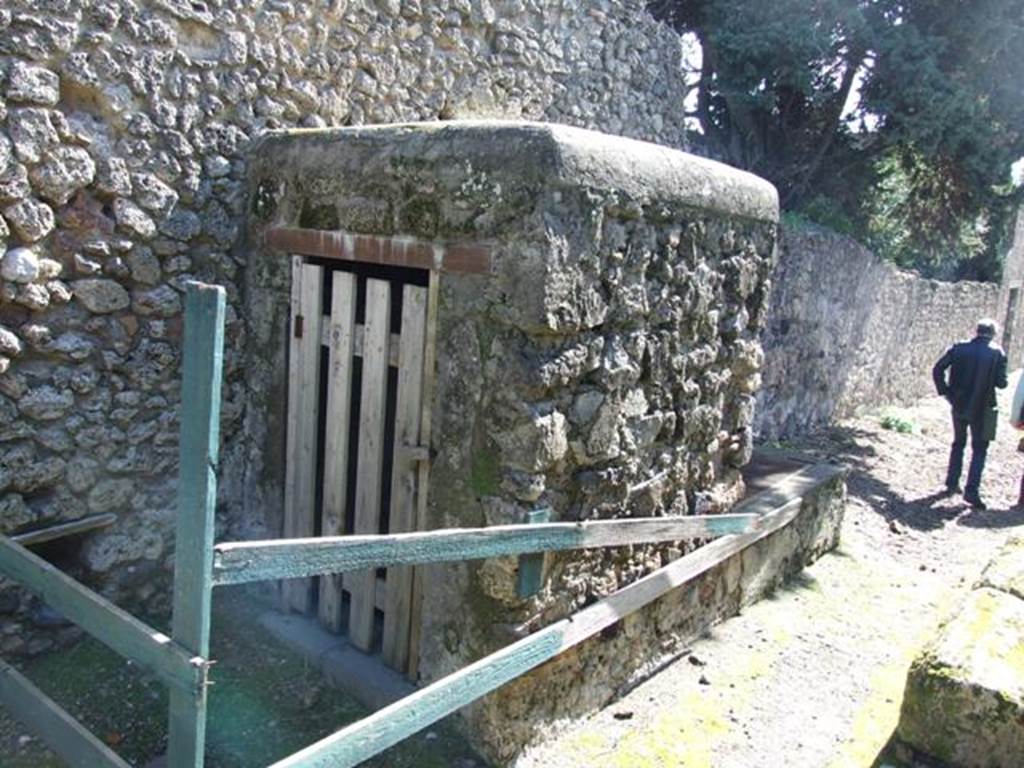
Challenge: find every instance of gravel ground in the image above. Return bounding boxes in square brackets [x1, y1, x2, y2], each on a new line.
[516, 386, 1024, 768]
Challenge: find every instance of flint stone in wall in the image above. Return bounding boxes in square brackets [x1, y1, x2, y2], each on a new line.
[204, 155, 231, 178]
[113, 198, 155, 239]
[131, 173, 178, 217]
[159, 207, 201, 241]
[132, 285, 180, 317]
[0, 493, 33, 533]
[126, 247, 160, 285]
[569, 390, 605, 425]
[86, 478, 133, 514]
[49, 332, 94, 360]
[1, 246, 39, 283]
[82, 530, 163, 572]
[0, 164, 30, 203]
[0, 327, 22, 358]
[29, 146, 96, 206]
[73, 278, 130, 314]
[493, 411, 569, 473]
[7, 108, 59, 164]
[18, 385, 73, 421]
[0, 442, 64, 494]
[15, 282, 49, 311]
[37, 258, 61, 280]
[12, 456, 65, 494]
[95, 157, 132, 198]
[582, 400, 622, 463]
[0, 135, 12, 175]
[3, 197, 54, 242]
[5, 63, 60, 107]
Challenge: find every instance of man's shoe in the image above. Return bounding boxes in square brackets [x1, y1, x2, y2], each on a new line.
[964, 493, 987, 510]
[942, 485, 962, 497]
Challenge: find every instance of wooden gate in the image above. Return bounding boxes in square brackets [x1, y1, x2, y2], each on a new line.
[281, 255, 435, 674]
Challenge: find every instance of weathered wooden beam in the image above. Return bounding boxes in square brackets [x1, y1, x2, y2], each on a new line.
[282, 259, 324, 614]
[11, 514, 117, 547]
[0, 536, 203, 693]
[407, 270, 440, 681]
[266, 227, 492, 275]
[212, 513, 758, 586]
[0, 657, 131, 768]
[265, 465, 844, 768]
[381, 284, 429, 672]
[318, 271, 357, 634]
[168, 281, 226, 768]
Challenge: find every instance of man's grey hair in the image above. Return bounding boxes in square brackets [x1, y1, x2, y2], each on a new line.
[976, 318, 998, 338]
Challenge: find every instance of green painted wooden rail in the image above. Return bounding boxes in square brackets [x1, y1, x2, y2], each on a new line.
[0, 279, 823, 768]
[0, 282, 225, 768]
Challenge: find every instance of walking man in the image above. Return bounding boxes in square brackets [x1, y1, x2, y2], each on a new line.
[932, 318, 1008, 509]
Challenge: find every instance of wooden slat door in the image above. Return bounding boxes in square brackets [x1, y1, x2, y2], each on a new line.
[318, 272, 357, 633]
[381, 285, 428, 670]
[347, 278, 390, 651]
[282, 258, 323, 614]
[283, 258, 433, 674]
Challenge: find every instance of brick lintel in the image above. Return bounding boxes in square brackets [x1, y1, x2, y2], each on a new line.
[265, 227, 492, 275]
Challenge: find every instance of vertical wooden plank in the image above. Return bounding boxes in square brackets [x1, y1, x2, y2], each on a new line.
[168, 281, 225, 768]
[381, 285, 428, 671]
[348, 278, 391, 651]
[318, 271, 357, 633]
[407, 271, 440, 680]
[282, 258, 324, 614]
[282, 256, 303, 611]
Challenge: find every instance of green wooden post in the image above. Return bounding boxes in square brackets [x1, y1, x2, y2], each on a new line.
[167, 282, 225, 768]
[516, 508, 550, 598]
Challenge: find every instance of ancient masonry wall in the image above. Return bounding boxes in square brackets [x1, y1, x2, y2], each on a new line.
[245, 120, 779, 760]
[0, 0, 690, 654]
[756, 226, 1024, 441]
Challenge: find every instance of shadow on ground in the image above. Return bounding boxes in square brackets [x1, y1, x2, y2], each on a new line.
[776, 423, 1022, 534]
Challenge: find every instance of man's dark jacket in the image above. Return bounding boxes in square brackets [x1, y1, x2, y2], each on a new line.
[932, 336, 1008, 423]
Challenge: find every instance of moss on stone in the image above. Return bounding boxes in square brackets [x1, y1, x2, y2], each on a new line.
[398, 196, 440, 238]
[298, 202, 340, 230]
[470, 441, 501, 498]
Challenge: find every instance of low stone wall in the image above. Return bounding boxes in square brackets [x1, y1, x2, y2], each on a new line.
[477, 461, 846, 760]
[755, 227, 1008, 440]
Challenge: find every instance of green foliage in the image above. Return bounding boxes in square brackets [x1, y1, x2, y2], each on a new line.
[650, 0, 1024, 281]
[880, 409, 916, 434]
[470, 443, 501, 497]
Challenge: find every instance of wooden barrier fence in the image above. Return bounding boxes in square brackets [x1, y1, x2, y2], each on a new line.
[0, 280, 835, 768]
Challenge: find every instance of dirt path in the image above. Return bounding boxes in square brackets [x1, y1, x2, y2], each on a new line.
[516, 387, 1024, 768]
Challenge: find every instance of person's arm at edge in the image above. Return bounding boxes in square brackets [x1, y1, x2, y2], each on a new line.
[933, 349, 952, 396]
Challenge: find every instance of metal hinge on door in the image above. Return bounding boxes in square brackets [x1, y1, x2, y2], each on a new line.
[294, 314, 304, 339]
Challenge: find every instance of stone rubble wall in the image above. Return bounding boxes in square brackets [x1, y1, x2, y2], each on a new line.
[755, 226, 1016, 441]
[483, 465, 846, 760]
[0, 0, 690, 654]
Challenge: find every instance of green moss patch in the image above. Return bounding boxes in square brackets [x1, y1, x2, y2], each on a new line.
[0, 593, 486, 767]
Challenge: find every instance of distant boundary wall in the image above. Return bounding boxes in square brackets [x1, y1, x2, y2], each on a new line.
[755, 224, 1024, 441]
